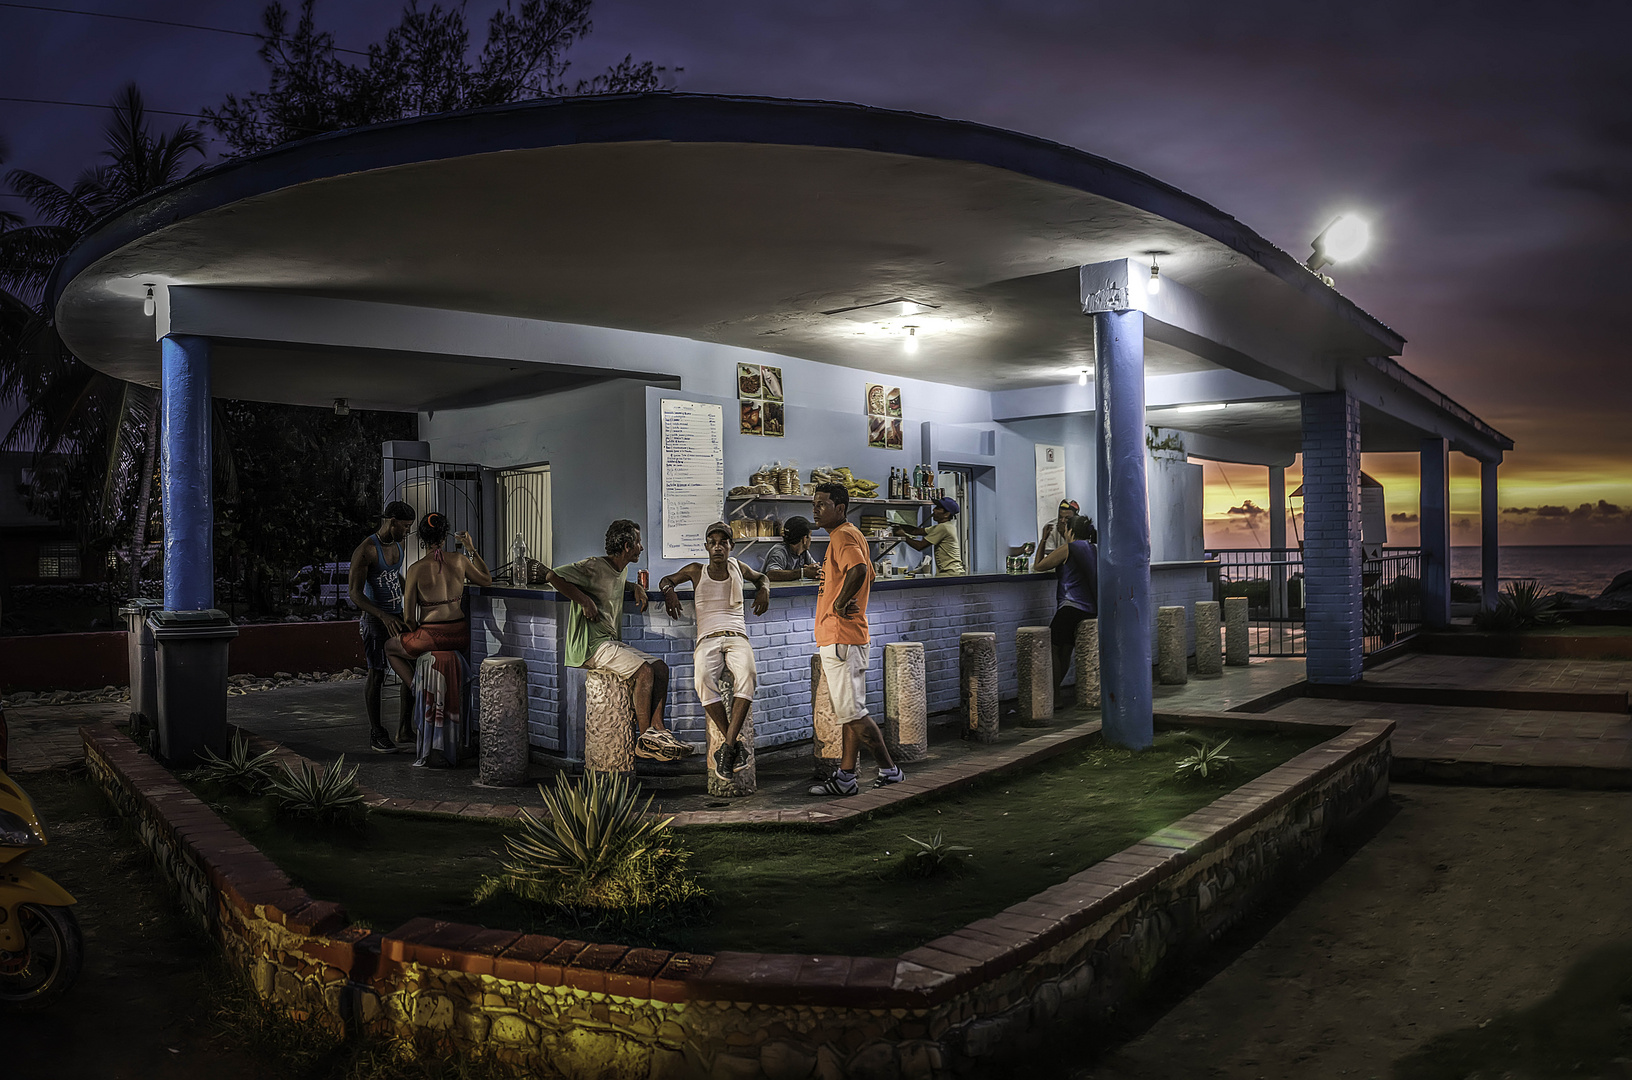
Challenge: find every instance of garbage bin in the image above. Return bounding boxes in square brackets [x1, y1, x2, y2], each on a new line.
[148, 609, 238, 767]
[120, 597, 161, 735]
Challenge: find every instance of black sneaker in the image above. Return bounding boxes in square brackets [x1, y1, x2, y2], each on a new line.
[712, 742, 736, 781]
[731, 738, 750, 773]
[873, 766, 906, 789]
[369, 730, 398, 753]
[808, 771, 858, 797]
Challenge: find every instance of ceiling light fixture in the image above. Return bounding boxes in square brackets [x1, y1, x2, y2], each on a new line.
[142, 285, 155, 317]
[1078, 367, 1090, 386]
[1147, 259, 1161, 296]
[1169, 402, 1227, 413]
[903, 325, 919, 354]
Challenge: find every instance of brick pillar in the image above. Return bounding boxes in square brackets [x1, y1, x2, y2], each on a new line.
[1300, 392, 1363, 684]
[1481, 457, 1500, 610]
[1420, 436, 1451, 630]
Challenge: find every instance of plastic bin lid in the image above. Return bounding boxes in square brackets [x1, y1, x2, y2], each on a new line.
[148, 608, 232, 627]
[118, 597, 163, 614]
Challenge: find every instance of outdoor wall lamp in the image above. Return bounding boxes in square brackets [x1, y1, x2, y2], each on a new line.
[1306, 214, 1371, 272]
[903, 326, 919, 354]
[142, 285, 155, 317]
[333, 398, 350, 416]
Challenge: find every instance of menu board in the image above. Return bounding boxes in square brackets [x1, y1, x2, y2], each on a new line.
[1035, 443, 1067, 542]
[661, 399, 725, 558]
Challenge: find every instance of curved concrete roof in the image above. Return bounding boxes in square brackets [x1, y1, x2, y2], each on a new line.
[52, 92, 1404, 400]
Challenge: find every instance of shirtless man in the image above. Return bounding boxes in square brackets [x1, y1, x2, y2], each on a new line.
[347, 501, 416, 752]
[659, 522, 771, 779]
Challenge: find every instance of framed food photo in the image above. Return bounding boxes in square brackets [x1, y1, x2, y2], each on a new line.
[865, 383, 887, 416]
[868, 414, 888, 449]
[885, 417, 903, 450]
[740, 399, 763, 435]
[764, 401, 785, 437]
[738, 363, 762, 399]
[760, 365, 784, 402]
[886, 386, 902, 417]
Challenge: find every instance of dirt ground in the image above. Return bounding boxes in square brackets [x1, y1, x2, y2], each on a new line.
[4, 768, 1630, 1079]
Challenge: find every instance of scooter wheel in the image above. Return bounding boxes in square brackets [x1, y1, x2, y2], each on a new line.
[0, 903, 83, 1010]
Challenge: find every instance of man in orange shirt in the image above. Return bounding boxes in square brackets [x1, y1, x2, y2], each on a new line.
[808, 482, 905, 796]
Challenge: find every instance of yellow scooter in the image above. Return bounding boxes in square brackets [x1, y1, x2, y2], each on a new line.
[0, 753, 83, 1009]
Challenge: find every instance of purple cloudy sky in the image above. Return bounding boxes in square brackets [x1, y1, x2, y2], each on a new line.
[3, 0, 1629, 543]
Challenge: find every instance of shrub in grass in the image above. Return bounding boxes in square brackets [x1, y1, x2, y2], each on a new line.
[1174, 736, 1234, 780]
[477, 771, 706, 931]
[188, 733, 278, 795]
[267, 755, 367, 827]
[1474, 578, 1563, 633]
[903, 831, 972, 877]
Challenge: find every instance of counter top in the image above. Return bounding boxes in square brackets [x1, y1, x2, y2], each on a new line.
[472, 571, 1054, 603]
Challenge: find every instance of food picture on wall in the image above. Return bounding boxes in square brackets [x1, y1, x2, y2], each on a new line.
[740, 399, 763, 435]
[868, 414, 888, 448]
[885, 417, 903, 450]
[761, 365, 784, 402]
[738, 363, 762, 398]
[866, 383, 887, 415]
[886, 386, 902, 417]
[764, 401, 785, 437]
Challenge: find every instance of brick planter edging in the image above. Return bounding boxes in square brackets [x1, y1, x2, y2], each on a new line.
[83, 717, 1393, 1078]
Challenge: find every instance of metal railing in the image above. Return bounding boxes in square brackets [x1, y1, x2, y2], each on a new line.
[1206, 548, 1306, 657]
[1364, 549, 1423, 654]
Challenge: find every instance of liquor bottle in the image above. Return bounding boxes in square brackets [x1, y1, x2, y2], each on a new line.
[891, 468, 900, 500]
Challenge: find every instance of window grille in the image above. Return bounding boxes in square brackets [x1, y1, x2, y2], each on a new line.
[38, 541, 80, 580]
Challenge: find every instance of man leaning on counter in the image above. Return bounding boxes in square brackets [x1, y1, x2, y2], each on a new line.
[895, 496, 965, 576]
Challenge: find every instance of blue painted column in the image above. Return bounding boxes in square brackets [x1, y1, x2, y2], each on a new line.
[1481, 457, 1500, 610]
[1419, 437, 1451, 630]
[160, 334, 215, 611]
[1300, 392, 1363, 683]
[1093, 308, 1153, 749]
[1269, 465, 1288, 618]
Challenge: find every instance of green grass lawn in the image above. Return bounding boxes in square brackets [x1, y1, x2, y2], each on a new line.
[194, 726, 1330, 957]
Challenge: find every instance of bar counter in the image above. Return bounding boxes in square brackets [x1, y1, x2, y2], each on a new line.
[469, 564, 1212, 760]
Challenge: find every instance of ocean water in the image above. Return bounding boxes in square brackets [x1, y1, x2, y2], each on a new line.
[1450, 545, 1632, 597]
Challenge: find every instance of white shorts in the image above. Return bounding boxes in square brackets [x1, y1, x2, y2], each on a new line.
[583, 640, 657, 680]
[818, 641, 871, 724]
[693, 634, 757, 705]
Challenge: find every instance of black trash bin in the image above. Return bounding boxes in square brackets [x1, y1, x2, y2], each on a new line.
[148, 608, 238, 767]
[120, 597, 161, 734]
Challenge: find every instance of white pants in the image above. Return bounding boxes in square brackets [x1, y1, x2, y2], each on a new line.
[584, 639, 656, 680]
[694, 634, 757, 706]
[818, 641, 871, 724]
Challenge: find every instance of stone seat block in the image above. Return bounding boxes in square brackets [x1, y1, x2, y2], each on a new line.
[584, 669, 636, 775]
[960, 632, 999, 744]
[1016, 626, 1053, 726]
[477, 657, 528, 787]
[884, 641, 928, 762]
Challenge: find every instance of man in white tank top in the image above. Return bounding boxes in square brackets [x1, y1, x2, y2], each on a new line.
[658, 521, 771, 780]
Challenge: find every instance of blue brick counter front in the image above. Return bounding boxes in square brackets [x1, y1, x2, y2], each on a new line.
[470, 566, 1213, 760]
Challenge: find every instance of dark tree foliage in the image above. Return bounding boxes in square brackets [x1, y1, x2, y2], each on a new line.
[205, 0, 665, 156]
[215, 401, 414, 614]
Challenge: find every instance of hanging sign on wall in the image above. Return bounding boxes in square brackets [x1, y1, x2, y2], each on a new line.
[660, 398, 725, 558]
[1035, 443, 1067, 543]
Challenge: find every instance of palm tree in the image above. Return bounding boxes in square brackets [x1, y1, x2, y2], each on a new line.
[0, 85, 205, 595]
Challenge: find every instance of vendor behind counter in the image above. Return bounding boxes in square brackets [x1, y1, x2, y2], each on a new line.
[896, 496, 965, 576]
[760, 515, 821, 582]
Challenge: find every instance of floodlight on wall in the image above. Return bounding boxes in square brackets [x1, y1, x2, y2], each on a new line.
[142, 286, 155, 318]
[1306, 214, 1371, 272]
[903, 325, 919, 354]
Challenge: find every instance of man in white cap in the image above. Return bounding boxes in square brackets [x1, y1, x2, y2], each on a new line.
[658, 521, 771, 779]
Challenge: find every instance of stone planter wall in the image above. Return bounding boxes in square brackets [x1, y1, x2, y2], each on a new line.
[84, 716, 1392, 1079]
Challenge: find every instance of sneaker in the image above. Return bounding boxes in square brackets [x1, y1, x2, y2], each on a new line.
[712, 742, 736, 781]
[369, 730, 398, 754]
[411, 755, 429, 768]
[731, 738, 750, 773]
[808, 771, 858, 797]
[873, 766, 906, 789]
[651, 729, 695, 757]
[635, 730, 666, 760]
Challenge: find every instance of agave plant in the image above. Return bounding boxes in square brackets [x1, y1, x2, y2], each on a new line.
[1502, 579, 1563, 629]
[904, 831, 972, 876]
[1175, 737, 1234, 779]
[500, 771, 673, 887]
[188, 733, 279, 795]
[266, 755, 366, 824]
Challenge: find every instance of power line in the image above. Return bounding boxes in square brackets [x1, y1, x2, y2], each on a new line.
[0, 1, 371, 56]
[0, 94, 213, 122]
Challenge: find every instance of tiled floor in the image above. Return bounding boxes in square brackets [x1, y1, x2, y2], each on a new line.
[1365, 653, 1632, 696]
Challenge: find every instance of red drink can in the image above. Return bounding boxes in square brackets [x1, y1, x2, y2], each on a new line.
[638, 570, 649, 589]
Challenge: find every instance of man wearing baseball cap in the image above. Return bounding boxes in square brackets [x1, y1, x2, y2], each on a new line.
[657, 521, 771, 780]
[895, 496, 965, 576]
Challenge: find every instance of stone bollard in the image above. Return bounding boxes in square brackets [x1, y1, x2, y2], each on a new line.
[1224, 596, 1250, 667]
[705, 668, 757, 797]
[884, 642, 928, 762]
[583, 669, 636, 775]
[1156, 606, 1188, 685]
[810, 655, 842, 776]
[960, 632, 999, 743]
[1074, 618, 1101, 709]
[1016, 626, 1054, 726]
[1194, 601, 1223, 678]
[477, 657, 529, 786]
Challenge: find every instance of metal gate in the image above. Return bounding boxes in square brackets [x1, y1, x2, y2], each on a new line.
[385, 459, 484, 568]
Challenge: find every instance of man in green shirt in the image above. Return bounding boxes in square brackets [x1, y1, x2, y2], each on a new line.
[896, 496, 966, 576]
[546, 519, 691, 761]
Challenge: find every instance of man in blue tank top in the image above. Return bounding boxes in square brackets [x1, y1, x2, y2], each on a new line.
[348, 501, 417, 752]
